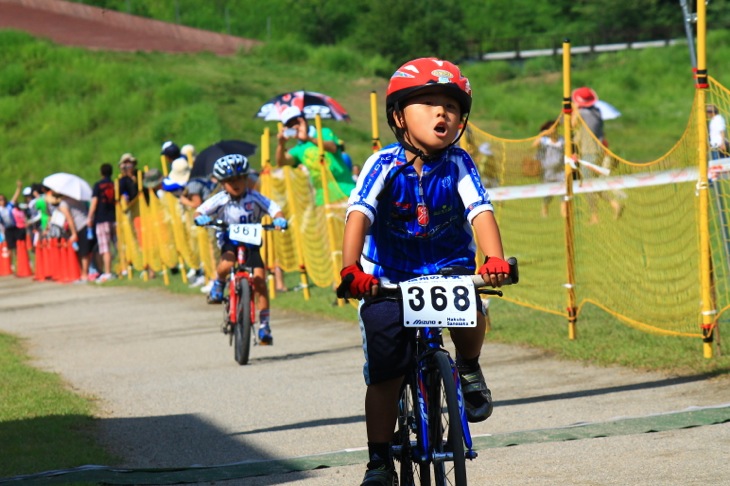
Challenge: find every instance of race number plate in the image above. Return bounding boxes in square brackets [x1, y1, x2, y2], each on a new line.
[400, 275, 477, 328]
[228, 224, 263, 246]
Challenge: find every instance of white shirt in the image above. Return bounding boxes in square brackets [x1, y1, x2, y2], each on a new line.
[709, 114, 726, 149]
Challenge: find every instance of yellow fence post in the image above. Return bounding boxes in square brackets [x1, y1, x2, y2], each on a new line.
[260, 127, 278, 300]
[315, 114, 344, 306]
[695, 2, 716, 358]
[562, 39, 579, 340]
[371, 91, 381, 152]
[282, 167, 310, 300]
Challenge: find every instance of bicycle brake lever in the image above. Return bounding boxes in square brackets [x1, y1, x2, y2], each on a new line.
[478, 289, 503, 297]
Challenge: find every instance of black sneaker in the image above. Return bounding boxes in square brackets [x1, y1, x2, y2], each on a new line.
[459, 365, 494, 422]
[360, 465, 396, 486]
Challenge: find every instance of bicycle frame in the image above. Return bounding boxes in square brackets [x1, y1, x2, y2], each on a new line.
[412, 327, 476, 463]
[227, 245, 255, 326]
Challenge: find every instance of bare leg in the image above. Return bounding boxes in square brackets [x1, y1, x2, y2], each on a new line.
[365, 376, 404, 443]
[450, 312, 486, 359]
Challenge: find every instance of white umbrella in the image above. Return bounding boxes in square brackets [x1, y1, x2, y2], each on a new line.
[43, 172, 92, 201]
[595, 100, 621, 120]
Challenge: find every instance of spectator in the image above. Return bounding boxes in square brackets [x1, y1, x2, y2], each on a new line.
[161, 140, 181, 172]
[142, 168, 164, 201]
[0, 181, 22, 265]
[533, 120, 566, 218]
[162, 156, 191, 197]
[275, 106, 355, 206]
[88, 163, 117, 283]
[56, 193, 92, 283]
[707, 104, 728, 160]
[118, 153, 139, 207]
[572, 86, 623, 223]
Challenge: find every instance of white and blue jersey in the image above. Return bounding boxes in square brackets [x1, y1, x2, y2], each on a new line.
[346, 143, 493, 282]
[196, 190, 281, 248]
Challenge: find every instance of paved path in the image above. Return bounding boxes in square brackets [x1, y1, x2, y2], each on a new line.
[1, 276, 729, 485]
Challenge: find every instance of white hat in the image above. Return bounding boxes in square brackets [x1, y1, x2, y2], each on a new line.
[168, 157, 191, 185]
[22, 186, 32, 197]
[280, 106, 304, 125]
[181, 144, 196, 157]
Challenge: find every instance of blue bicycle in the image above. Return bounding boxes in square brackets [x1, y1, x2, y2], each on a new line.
[380, 259, 518, 486]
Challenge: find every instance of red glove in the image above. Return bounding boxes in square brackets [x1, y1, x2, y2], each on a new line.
[478, 256, 510, 276]
[337, 262, 378, 298]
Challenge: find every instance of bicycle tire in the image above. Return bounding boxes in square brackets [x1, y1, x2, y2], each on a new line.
[431, 351, 467, 486]
[394, 378, 430, 486]
[234, 281, 252, 365]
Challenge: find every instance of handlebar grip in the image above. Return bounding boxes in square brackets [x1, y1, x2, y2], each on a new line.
[507, 256, 519, 284]
[471, 256, 519, 287]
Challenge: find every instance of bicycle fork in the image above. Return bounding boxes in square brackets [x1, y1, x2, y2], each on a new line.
[450, 357, 477, 460]
[228, 269, 237, 324]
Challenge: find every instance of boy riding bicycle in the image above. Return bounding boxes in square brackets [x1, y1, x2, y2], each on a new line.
[194, 154, 287, 345]
[338, 58, 510, 486]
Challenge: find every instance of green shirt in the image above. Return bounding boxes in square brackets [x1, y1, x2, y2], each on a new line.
[288, 127, 355, 206]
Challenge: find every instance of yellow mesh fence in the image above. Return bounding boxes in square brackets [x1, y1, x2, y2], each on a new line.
[465, 90, 715, 338]
[111, 86, 730, 344]
[707, 76, 730, 330]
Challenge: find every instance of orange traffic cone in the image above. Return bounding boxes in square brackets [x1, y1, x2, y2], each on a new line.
[41, 239, 53, 280]
[34, 239, 46, 281]
[49, 238, 62, 282]
[0, 241, 11, 276]
[65, 240, 81, 283]
[15, 236, 33, 278]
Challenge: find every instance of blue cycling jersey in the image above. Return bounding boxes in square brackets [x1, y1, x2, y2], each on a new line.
[346, 143, 493, 282]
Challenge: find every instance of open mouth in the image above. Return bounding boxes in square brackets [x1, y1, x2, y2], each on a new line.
[434, 123, 448, 136]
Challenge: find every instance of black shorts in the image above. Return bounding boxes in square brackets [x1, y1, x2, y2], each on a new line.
[75, 226, 94, 258]
[360, 298, 416, 385]
[359, 280, 484, 386]
[4, 227, 25, 250]
[220, 243, 264, 269]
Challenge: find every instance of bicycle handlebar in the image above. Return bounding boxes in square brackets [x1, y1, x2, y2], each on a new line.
[197, 219, 277, 231]
[338, 257, 519, 299]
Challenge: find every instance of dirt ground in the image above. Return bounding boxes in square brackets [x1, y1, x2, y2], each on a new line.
[0, 0, 254, 54]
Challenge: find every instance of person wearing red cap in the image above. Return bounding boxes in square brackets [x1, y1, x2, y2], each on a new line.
[572, 86, 623, 223]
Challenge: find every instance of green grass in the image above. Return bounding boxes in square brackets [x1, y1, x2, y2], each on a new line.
[4, 30, 730, 194]
[0, 333, 118, 478]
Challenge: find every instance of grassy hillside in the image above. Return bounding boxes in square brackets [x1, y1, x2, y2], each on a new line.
[2, 29, 730, 195]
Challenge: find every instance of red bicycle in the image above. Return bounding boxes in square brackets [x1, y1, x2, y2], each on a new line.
[205, 220, 275, 365]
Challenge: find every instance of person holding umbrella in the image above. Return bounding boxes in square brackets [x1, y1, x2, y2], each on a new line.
[275, 106, 355, 206]
[55, 191, 93, 283]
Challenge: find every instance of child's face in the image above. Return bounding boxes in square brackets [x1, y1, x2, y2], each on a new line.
[222, 175, 248, 198]
[397, 90, 462, 155]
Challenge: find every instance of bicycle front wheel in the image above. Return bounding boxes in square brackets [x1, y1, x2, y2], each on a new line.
[430, 351, 466, 486]
[394, 378, 430, 486]
[234, 281, 252, 365]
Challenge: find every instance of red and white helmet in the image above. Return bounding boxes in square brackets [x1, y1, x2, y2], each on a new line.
[386, 58, 472, 128]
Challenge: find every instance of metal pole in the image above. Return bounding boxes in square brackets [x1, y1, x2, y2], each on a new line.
[679, 0, 698, 68]
[562, 39, 578, 341]
[694, 0, 715, 358]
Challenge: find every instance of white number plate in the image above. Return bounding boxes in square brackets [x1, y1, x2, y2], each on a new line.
[400, 275, 477, 328]
[228, 224, 263, 246]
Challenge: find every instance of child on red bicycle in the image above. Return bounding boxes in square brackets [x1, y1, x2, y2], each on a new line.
[338, 58, 510, 486]
[194, 154, 287, 345]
